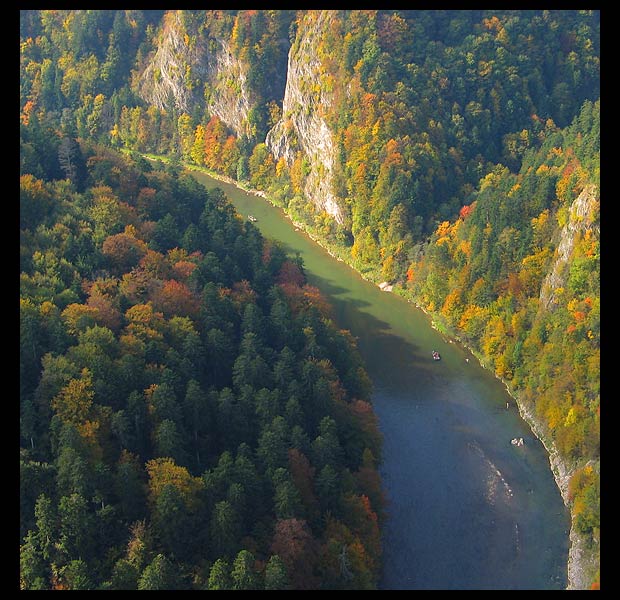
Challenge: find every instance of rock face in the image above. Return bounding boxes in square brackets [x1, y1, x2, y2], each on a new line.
[138, 11, 253, 139]
[205, 39, 253, 139]
[139, 10, 344, 223]
[540, 183, 599, 309]
[137, 11, 205, 114]
[266, 11, 344, 224]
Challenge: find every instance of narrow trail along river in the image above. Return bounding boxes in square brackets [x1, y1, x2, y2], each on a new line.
[191, 170, 570, 590]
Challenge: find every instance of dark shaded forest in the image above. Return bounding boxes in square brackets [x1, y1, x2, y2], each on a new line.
[20, 142, 383, 589]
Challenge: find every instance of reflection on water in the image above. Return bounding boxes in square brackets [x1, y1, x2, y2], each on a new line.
[191, 170, 570, 590]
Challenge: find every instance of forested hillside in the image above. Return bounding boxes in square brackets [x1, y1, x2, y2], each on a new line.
[20, 9, 599, 589]
[20, 142, 383, 589]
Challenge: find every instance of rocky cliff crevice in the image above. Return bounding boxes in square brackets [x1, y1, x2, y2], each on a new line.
[137, 11, 254, 139]
[265, 11, 344, 224]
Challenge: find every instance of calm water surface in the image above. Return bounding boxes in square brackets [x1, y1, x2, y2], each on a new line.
[191, 170, 570, 590]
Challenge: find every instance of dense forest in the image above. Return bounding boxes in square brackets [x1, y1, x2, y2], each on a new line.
[20, 142, 383, 589]
[20, 9, 599, 589]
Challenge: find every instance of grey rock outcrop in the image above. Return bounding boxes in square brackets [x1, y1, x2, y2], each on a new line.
[266, 11, 344, 224]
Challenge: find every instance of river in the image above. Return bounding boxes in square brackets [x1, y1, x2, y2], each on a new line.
[190, 170, 570, 590]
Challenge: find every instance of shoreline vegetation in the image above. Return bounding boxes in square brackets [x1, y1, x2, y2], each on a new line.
[147, 153, 593, 590]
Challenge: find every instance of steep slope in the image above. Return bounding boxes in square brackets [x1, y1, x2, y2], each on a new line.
[266, 11, 344, 224]
[137, 10, 254, 139]
[540, 183, 599, 310]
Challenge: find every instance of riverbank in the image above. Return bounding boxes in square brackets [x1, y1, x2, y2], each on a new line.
[145, 154, 592, 589]
[397, 294, 596, 591]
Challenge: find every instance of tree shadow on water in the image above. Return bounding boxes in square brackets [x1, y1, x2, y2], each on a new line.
[306, 271, 437, 385]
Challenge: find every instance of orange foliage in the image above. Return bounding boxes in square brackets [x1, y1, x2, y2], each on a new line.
[279, 283, 332, 318]
[271, 518, 319, 590]
[139, 249, 172, 279]
[151, 279, 200, 318]
[102, 232, 148, 271]
[288, 448, 319, 516]
[348, 400, 381, 445]
[276, 260, 306, 287]
[354, 465, 384, 517]
[230, 279, 257, 308]
[203, 116, 228, 171]
[384, 138, 403, 166]
[441, 288, 462, 320]
[21, 99, 35, 125]
[172, 260, 197, 281]
[87, 290, 122, 332]
[302, 285, 332, 319]
[341, 494, 381, 571]
[483, 15, 502, 32]
[459, 203, 474, 220]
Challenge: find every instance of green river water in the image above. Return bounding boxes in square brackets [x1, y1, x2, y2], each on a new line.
[191, 169, 570, 590]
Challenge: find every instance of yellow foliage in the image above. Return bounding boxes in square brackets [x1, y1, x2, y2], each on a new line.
[478, 60, 494, 77]
[435, 220, 452, 239]
[572, 496, 586, 517]
[458, 304, 488, 336]
[276, 156, 288, 178]
[125, 302, 163, 326]
[479, 171, 499, 191]
[481, 315, 507, 358]
[546, 404, 563, 430]
[381, 254, 396, 280]
[39, 301, 57, 317]
[564, 406, 577, 427]
[51, 369, 94, 426]
[495, 354, 512, 379]
[556, 172, 573, 201]
[441, 289, 462, 320]
[508, 183, 521, 197]
[457, 239, 472, 257]
[145, 457, 203, 507]
[531, 209, 549, 236]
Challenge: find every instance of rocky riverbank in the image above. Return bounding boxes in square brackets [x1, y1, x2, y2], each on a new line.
[407, 297, 594, 591]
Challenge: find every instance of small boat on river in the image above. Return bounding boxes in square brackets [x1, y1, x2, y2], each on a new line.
[511, 437, 524, 447]
[432, 350, 441, 361]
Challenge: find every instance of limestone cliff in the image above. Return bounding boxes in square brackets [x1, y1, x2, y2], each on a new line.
[540, 183, 600, 310]
[137, 11, 205, 114]
[204, 39, 253, 139]
[137, 11, 254, 139]
[266, 11, 344, 224]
